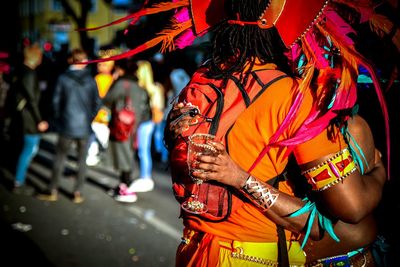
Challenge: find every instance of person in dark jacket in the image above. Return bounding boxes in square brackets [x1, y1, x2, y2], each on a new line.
[37, 48, 100, 203]
[102, 59, 151, 203]
[13, 44, 48, 189]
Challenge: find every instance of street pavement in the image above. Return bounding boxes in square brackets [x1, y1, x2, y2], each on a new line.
[0, 133, 183, 267]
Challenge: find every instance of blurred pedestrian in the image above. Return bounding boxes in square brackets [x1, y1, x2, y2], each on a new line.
[103, 58, 151, 203]
[0, 51, 10, 118]
[10, 44, 49, 189]
[37, 48, 100, 203]
[0, 51, 10, 139]
[86, 53, 115, 166]
[157, 62, 191, 164]
[127, 60, 163, 193]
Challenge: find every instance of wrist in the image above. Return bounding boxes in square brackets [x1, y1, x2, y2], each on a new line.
[240, 175, 279, 211]
[236, 172, 251, 189]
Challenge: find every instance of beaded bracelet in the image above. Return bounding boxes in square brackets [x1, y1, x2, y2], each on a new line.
[302, 148, 357, 191]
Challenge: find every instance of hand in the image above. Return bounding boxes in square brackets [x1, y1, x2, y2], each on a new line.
[37, 121, 49, 132]
[191, 142, 249, 189]
[168, 102, 200, 138]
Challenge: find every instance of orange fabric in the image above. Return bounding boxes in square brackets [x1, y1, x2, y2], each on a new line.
[294, 125, 346, 164]
[175, 67, 345, 264]
[176, 229, 306, 266]
[176, 230, 219, 267]
[185, 76, 306, 241]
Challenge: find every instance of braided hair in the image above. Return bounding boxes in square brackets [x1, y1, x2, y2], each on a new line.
[207, 0, 293, 82]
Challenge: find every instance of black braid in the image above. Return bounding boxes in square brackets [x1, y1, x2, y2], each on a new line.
[206, 0, 293, 83]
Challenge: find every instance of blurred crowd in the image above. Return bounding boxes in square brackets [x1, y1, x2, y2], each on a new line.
[0, 43, 195, 204]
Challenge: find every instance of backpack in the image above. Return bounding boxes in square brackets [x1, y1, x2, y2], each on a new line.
[109, 82, 136, 142]
[169, 67, 289, 222]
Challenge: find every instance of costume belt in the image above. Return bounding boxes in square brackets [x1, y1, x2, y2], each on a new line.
[181, 229, 306, 266]
[306, 247, 375, 267]
[181, 229, 375, 267]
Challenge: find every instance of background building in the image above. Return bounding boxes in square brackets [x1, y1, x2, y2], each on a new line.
[17, 0, 136, 56]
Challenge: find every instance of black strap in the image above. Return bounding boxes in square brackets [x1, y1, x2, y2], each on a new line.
[206, 82, 224, 135]
[277, 225, 290, 267]
[229, 75, 251, 106]
[271, 173, 290, 267]
[253, 74, 289, 102]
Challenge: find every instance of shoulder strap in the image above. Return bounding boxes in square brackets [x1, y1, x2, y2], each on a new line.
[252, 73, 289, 103]
[246, 73, 290, 174]
[206, 82, 224, 135]
[229, 75, 251, 107]
[247, 71, 290, 267]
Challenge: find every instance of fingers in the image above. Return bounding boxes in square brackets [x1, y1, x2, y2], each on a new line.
[209, 141, 225, 154]
[169, 102, 200, 131]
[169, 115, 201, 138]
[196, 154, 219, 164]
[189, 117, 199, 125]
[175, 102, 185, 109]
[191, 170, 218, 182]
[170, 117, 191, 137]
[190, 156, 218, 175]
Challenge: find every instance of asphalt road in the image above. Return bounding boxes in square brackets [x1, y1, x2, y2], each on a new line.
[0, 133, 183, 267]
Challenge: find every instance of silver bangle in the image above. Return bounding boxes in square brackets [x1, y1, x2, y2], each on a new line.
[240, 176, 279, 211]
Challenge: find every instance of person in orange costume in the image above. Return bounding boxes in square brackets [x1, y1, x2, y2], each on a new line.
[80, 0, 391, 265]
[168, 78, 385, 267]
[162, 1, 389, 266]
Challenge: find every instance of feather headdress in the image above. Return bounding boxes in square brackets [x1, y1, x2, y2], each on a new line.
[82, 0, 392, 176]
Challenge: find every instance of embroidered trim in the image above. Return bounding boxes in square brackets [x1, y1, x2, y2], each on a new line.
[231, 247, 279, 266]
[231, 246, 304, 267]
[240, 176, 279, 211]
[306, 247, 367, 267]
[302, 148, 357, 191]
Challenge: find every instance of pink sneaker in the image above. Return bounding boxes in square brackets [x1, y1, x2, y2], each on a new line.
[114, 184, 138, 203]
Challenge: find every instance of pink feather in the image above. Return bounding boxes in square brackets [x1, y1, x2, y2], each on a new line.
[173, 7, 196, 49]
[175, 29, 197, 49]
[324, 8, 356, 47]
[305, 31, 330, 69]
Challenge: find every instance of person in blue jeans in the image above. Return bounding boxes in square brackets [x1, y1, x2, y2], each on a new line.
[15, 135, 41, 186]
[13, 44, 48, 188]
[136, 119, 155, 186]
[127, 60, 164, 193]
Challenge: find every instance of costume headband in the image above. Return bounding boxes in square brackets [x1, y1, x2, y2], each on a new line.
[197, 0, 329, 47]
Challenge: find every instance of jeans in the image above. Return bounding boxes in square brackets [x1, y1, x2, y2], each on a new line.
[137, 120, 155, 178]
[153, 120, 169, 162]
[50, 135, 89, 193]
[15, 134, 41, 185]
